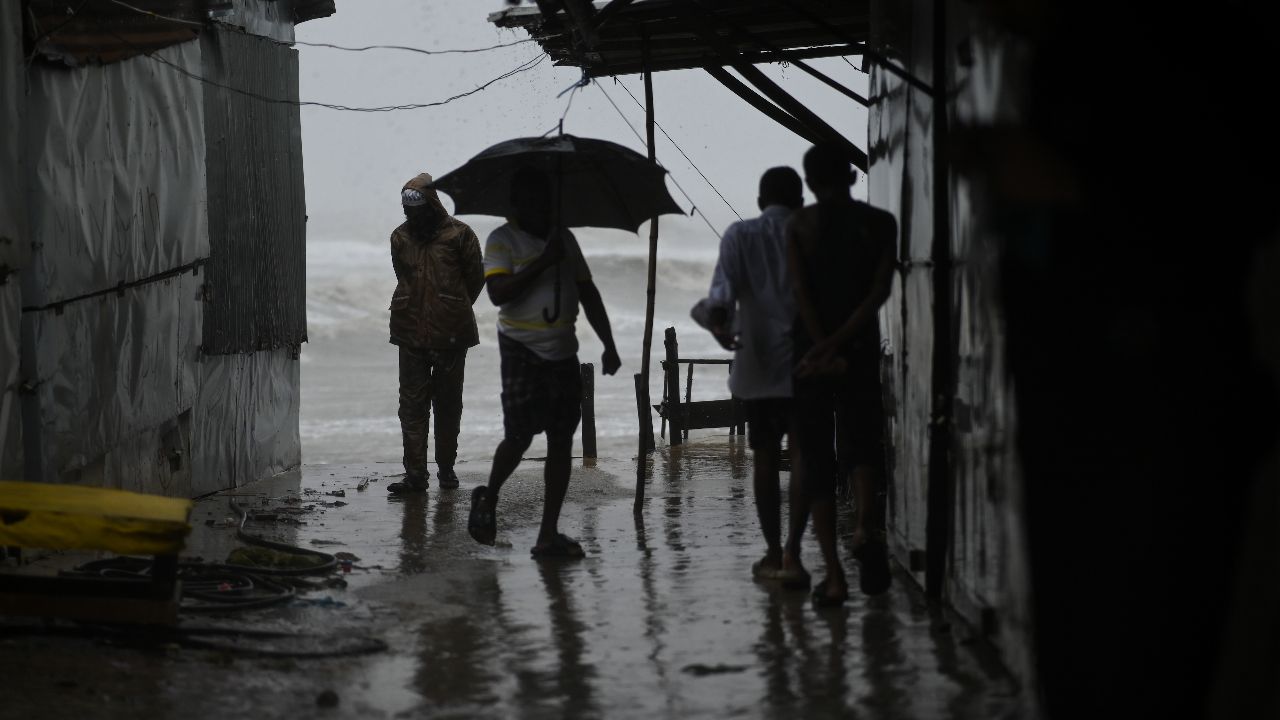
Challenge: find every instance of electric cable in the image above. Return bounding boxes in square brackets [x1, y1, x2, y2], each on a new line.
[594, 81, 725, 241]
[613, 78, 744, 222]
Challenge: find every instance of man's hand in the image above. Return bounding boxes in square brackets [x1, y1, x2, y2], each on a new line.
[601, 346, 622, 376]
[795, 340, 846, 379]
[540, 228, 566, 267]
[709, 321, 738, 351]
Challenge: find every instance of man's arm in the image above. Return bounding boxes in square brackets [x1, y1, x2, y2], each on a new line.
[705, 229, 739, 350]
[578, 279, 621, 376]
[787, 211, 827, 344]
[485, 229, 565, 306]
[461, 228, 485, 304]
[801, 213, 898, 362]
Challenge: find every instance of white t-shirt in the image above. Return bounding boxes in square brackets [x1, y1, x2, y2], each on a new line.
[483, 223, 592, 361]
[706, 205, 795, 399]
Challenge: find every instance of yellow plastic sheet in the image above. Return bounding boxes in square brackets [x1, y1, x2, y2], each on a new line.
[0, 481, 191, 555]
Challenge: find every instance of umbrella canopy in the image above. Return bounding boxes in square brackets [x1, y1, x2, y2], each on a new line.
[431, 134, 686, 233]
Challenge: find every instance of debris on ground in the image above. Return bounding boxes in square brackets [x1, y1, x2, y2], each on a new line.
[326, 489, 346, 498]
[226, 546, 329, 570]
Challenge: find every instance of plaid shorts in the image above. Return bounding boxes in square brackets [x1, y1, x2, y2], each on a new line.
[498, 333, 582, 441]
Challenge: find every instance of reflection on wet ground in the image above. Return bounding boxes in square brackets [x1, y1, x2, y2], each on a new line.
[0, 438, 1022, 719]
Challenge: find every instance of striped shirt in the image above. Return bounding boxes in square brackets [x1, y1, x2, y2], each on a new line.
[483, 223, 591, 361]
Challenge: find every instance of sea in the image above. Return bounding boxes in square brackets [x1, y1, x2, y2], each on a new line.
[301, 221, 732, 468]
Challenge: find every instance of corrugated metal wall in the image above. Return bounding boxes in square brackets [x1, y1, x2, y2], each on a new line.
[200, 27, 308, 355]
[869, 0, 936, 591]
[0, 1, 26, 479]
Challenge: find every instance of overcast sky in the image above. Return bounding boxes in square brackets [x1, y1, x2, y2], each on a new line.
[294, 0, 868, 250]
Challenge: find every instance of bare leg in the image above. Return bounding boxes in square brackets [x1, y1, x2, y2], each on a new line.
[783, 463, 809, 575]
[753, 444, 783, 559]
[850, 464, 875, 548]
[485, 435, 532, 513]
[537, 433, 574, 544]
[812, 496, 848, 599]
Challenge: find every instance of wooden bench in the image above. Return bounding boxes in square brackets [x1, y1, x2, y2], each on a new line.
[0, 480, 192, 625]
[655, 327, 746, 445]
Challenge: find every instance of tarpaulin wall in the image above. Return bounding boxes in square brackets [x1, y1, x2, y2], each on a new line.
[0, 2, 27, 480]
[869, 0, 1033, 691]
[18, 39, 208, 493]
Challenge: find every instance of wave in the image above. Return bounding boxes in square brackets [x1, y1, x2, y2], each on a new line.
[306, 238, 722, 345]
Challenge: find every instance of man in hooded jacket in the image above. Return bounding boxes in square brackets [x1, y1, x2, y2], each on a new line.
[387, 172, 485, 493]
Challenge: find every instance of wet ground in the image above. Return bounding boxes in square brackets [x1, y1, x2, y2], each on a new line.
[0, 438, 1023, 719]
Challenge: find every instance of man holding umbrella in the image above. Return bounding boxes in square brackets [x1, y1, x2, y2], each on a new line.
[469, 166, 621, 557]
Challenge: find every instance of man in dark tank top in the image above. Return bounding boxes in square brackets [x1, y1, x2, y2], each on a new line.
[787, 142, 898, 606]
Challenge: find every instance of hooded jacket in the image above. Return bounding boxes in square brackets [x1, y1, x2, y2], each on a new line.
[389, 173, 485, 349]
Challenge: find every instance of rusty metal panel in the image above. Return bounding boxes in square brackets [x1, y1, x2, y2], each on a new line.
[200, 27, 307, 354]
[24, 0, 207, 66]
[869, 0, 934, 589]
[21, 40, 209, 308]
[944, 4, 1034, 686]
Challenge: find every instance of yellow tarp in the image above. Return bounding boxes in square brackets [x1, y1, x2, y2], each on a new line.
[0, 481, 192, 555]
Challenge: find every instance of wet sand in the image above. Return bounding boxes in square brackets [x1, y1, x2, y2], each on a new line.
[0, 438, 1022, 719]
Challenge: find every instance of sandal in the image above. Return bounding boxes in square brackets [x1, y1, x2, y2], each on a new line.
[467, 486, 496, 545]
[531, 533, 585, 559]
[811, 578, 849, 608]
[751, 556, 782, 581]
[777, 564, 812, 590]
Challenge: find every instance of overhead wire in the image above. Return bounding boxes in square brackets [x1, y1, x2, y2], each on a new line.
[612, 78, 743, 223]
[594, 81, 725, 241]
[118, 25, 547, 112]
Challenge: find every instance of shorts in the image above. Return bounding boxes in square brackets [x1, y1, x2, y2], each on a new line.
[792, 351, 886, 501]
[499, 333, 582, 441]
[745, 397, 790, 452]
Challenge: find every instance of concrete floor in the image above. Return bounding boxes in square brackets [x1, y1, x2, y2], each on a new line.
[0, 437, 1023, 719]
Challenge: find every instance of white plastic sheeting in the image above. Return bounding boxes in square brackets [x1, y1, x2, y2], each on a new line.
[1, 0, 26, 272]
[21, 272, 202, 484]
[22, 40, 208, 308]
[1, 280, 21, 479]
[192, 348, 300, 496]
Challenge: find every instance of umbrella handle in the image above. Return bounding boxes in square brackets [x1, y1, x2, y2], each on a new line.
[542, 264, 561, 323]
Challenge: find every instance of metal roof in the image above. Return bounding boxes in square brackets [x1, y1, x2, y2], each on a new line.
[489, 0, 867, 77]
[24, 0, 337, 66]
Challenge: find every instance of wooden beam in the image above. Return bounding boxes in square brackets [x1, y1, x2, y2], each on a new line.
[593, 0, 638, 29]
[696, 27, 867, 171]
[560, 0, 600, 49]
[704, 65, 826, 148]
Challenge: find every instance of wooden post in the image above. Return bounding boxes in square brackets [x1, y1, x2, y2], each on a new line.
[580, 363, 596, 466]
[634, 43, 658, 514]
[665, 327, 682, 446]
[684, 362, 694, 441]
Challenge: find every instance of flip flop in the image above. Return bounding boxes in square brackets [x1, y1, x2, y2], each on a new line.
[751, 557, 783, 581]
[467, 486, 496, 546]
[531, 533, 585, 559]
[777, 565, 812, 590]
[811, 578, 849, 608]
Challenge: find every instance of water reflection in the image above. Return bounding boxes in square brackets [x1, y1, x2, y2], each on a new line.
[533, 562, 601, 720]
[397, 494, 428, 575]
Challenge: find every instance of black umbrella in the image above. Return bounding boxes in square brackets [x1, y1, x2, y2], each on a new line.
[433, 134, 685, 233]
[433, 134, 685, 322]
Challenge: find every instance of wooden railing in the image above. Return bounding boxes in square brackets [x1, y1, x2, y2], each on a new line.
[655, 327, 746, 444]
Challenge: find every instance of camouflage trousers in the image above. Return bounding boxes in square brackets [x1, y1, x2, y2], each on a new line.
[398, 346, 467, 479]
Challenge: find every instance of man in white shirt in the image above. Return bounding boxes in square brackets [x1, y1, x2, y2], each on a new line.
[468, 166, 621, 558]
[701, 167, 810, 586]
